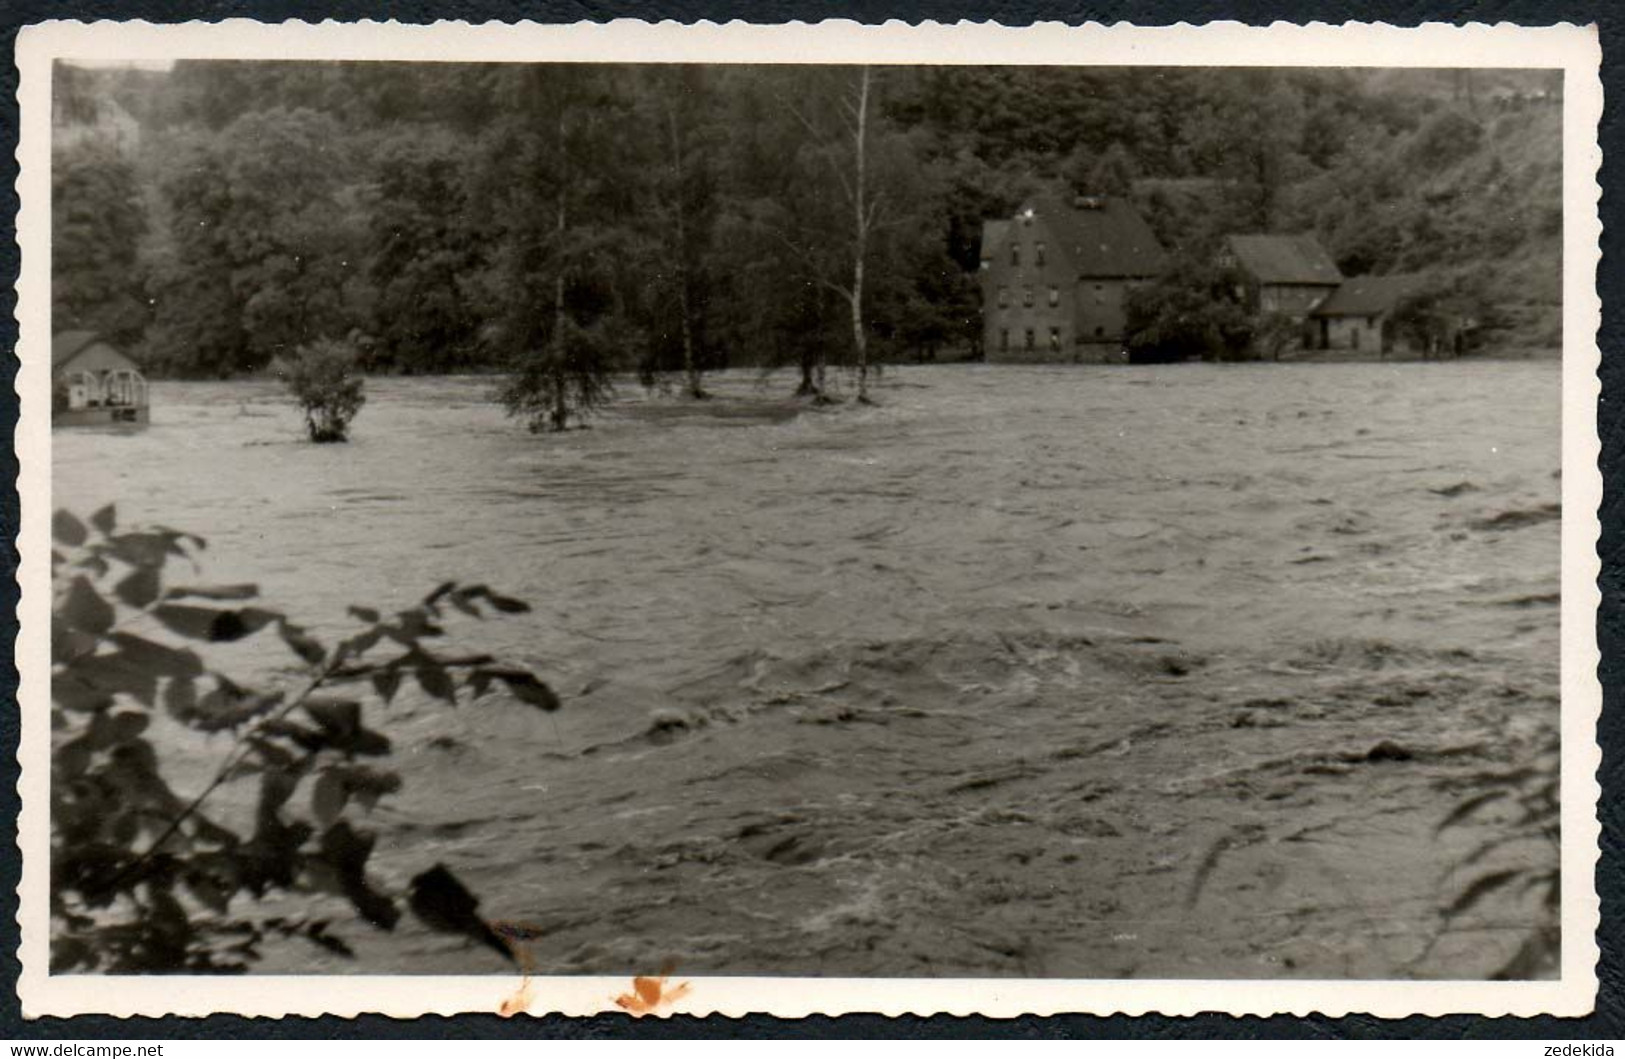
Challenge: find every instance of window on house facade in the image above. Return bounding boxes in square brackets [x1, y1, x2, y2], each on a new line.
[1023, 287, 1034, 307]
[1049, 327, 1061, 352]
[1000, 329, 1009, 352]
[1010, 244, 1021, 267]
[997, 287, 1009, 308]
[1093, 283, 1106, 305]
[1048, 287, 1060, 307]
[1024, 328, 1035, 351]
[1035, 241, 1047, 266]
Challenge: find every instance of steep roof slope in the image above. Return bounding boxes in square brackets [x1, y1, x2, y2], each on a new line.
[1312, 274, 1426, 317]
[52, 331, 102, 369]
[1224, 234, 1343, 285]
[1026, 195, 1168, 278]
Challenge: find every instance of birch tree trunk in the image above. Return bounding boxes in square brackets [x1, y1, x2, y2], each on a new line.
[551, 103, 569, 431]
[665, 101, 704, 399]
[852, 66, 872, 403]
[552, 187, 567, 431]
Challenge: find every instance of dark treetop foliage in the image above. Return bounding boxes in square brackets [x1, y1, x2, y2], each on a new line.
[52, 504, 559, 972]
[52, 62, 1562, 386]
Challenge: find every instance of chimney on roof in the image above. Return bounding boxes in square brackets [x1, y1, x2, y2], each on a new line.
[1074, 194, 1105, 210]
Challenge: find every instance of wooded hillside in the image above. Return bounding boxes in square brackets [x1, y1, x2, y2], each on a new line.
[52, 62, 1563, 379]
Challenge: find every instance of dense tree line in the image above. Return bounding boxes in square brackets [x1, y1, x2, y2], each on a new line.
[52, 61, 1563, 390]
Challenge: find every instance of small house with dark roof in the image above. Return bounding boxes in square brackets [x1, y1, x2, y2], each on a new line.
[1217, 234, 1343, 320]
[1309, 274, 1430, 356]
[53, 331, 149, 426]
[980, 194, 1169, 362]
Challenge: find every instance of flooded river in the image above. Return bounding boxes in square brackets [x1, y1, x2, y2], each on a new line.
[54, 362, 1562, 979]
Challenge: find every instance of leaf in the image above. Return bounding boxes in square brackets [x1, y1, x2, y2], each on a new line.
[114, 566, 161, 610]
[151, 604, 277, 643]
[278, 620, 327, 666]
[147, 885, 190, 943]
[51, 623, 99, 665]
[60, 576, 115, 636]
[371, 667, 403, 704]
[164, 583, 260, 601]
[106, 532, 188, 570]
[1445, 869, 1523, 919]
[246, 735, 297, 770]
[164, 676, 198, 723]
[184, 871, 231, 915]
[336, 765, 402, 812]
[487, 594, 530, 615]
[196, 678, 283, 733]
[311, 770, 348, 826]
[89, 709, 150, 748]
[460, 585, 531, 614]
[348, 606, 380, 624]
[396, 610, 445, 640]
[340, 627, 384, 659]
[89, 504, 117, 536]
[446, 592, 481, 618]
[319, 821, 399, 930]
[108, 632, 204, 678]
[482, 668, 561, 712]
[304, 923, 355, 958]
[55, 737, 92, 780]
[415, 664, 458, 705]
[301, 699, 389, 757]
[304, 698, 361, 739]
[52, 672, 115, 713]
[424, 581, 457, 607]
[53, 510, 88, 547]
[67, 651, 159, 707]
[257, 769, 301, 821]
[408, 863, 513, 961]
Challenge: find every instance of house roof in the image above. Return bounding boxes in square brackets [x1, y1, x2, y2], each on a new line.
[980, 219, 1011, 262]
[1224, 234, 1343, 286]
[1312, 274, 1427, 317]
[1023, 194, 1169, 278]
[52, 330, 103, 369]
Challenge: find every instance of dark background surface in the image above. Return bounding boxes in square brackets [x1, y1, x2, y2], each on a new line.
[1, 0, 1618, 1039]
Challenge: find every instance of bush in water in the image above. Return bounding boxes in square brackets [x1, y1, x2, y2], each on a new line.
[50, 504, 559, 972]
[274, 339, 367, 443]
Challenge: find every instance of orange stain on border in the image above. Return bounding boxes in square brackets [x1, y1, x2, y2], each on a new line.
[614, 963, 692, 1016]
[492, 920, 546, 1018]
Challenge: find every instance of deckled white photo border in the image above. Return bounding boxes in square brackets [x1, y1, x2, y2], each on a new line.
[13, 18, 1603, 1020]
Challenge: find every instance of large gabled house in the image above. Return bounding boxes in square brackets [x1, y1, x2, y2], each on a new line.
[979, 194, 1169, 363]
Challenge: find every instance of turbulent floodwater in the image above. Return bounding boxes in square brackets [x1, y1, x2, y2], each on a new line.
[54, 362, 1562, 979]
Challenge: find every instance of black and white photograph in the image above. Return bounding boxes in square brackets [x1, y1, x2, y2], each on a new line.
[21, 20, 1601, 1019]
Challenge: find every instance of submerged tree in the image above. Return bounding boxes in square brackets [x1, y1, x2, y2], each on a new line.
[772, 66, 926, 402]
[637, 66, 717, 400]
[1123, 259, 1255, 363]
[273, 338, 367, 442]
[478, 67, 640, 432]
